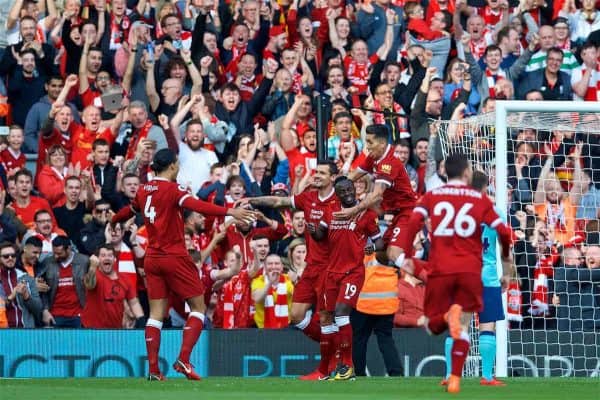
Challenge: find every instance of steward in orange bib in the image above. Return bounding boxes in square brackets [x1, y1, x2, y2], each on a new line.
[351, 253, 403, 376]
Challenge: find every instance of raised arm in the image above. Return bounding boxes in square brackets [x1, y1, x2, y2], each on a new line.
[83, 256, 100, 290]
[180, 49, 203, 92]
[375, 9, 395, 60]
[534, 153, 553, 205]
[145, 57, 160, 112]
[79, 32, 94, 95]
[7, 0, 24, 30]
[568, 143, 584, 206]
[121, 33, 139, 95]
[248, 195, 293, 208]
[280, 95, 305, 151]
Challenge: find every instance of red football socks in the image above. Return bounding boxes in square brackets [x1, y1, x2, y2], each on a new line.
[178, 312, 205, 364]
[451, 338, 470, 377]
[318, 325, 336, 375]
[145, 320, 162, 375]
[336, 318, 353, 366]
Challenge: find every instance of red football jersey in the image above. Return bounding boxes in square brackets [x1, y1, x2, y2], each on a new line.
[131, 178, 197, 256]
[408, 181, 504, 276]
[322, 207, 381, 273]
[358, 145, 417, 212]
[291, 189, 340, 266]
[69, 124, 115, 169]
[81, 270, 136, 328]
[0, 149, 26, 172]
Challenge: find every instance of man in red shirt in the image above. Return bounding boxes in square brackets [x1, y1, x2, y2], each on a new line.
[112, 149, 254, 381]
[313, 177, 383, 381]
[337, 124, 417, 270]
[247, 161, 340, 380]
[81, 244, 144, 328]
[10, 169, 56, 229]
[38, 235, 90, 328]
[398, 154, 513, 394]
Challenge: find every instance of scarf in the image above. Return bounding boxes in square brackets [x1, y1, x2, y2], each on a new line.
[263, 275, 289, 329]
[485, 68, 506, 99]
[506, 279, 523, 322]
[126, 119, 153, 160]
[469, 34, 489, 60]
[582, 64, 600, 101]
[109, 14, 130, 50]
[220, 271, 252, 329]
[372, 99, 409, 141]
[529, 249, 559, 316]
[117, 242, 137, 290]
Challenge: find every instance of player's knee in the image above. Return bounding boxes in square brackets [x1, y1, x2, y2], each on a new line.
[319, 310, 334, 326]
[289, 304, 308, 325]
[334, 303, 352, 318]
[387, 246, 400, 261]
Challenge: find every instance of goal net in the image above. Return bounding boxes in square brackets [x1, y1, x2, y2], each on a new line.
[436, 101, 600, 378]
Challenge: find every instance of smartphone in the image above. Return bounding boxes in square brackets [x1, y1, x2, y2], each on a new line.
[147, 42, 155, 63]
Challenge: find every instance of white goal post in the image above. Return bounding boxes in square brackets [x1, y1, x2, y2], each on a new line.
[493, 101, 600, 377]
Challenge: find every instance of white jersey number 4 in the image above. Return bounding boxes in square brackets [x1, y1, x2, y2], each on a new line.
[433, 201, 476, 238]
[144, 195, 157, 224]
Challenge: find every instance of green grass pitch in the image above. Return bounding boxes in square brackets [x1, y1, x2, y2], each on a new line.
[2, 377, 598, 400]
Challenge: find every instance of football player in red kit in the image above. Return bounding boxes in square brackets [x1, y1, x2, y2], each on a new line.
[313, 177, 384, 380]
[245, 161, 340, 380]
[112, 149, 254, 381]
[335, 124, 417, 271]
[398, 154, 513, 393]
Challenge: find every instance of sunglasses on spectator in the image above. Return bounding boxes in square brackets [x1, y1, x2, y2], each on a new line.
[1, 253, 17, 259]
[95, 208, 111, 213]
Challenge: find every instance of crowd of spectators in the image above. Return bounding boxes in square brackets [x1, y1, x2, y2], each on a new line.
[0, 0, 598, 332]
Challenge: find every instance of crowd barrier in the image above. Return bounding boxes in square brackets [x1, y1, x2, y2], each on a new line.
[1, 329, 598, 377]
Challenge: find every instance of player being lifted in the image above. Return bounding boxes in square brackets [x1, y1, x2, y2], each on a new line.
[245, 161, 340, 380]
[442, 171, 511, 387]
[311, 177, 384, 380]
[398, 154, 512, 394]
[113, 149, 255, 381]
[334, 124, 417, 268]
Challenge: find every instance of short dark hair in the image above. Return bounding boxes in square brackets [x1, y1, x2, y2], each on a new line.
[226, 175, 245, 190]
[317, 159, 339, 176]
[395, 139, 411, 148]
[65, 175, 82, 187]
[471, 171, 489, 191]
[150, 149, 177, 174]
[0, 241, 16, 254]
[24, 236, 43, 248]
[46, 75, 64, 85]
[52, 235, 71, 249]
[34, 209, 51, 223]
[333, 112, 352, 123]
[14, 169, 33, 182]
[547, 47, 564, 59]
[445, 153, 471, 180]
[365, 124, 389, 141]
[581, 41, 597, 54]
[122, 172, 139, 182]
[484, 45, 502, 57]
[92, 138, 110, 150]
[94, 244, 115, 256]
[94, 199, 110, 209]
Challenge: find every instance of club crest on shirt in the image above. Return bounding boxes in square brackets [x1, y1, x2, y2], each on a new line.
[381, 164, 392, 174]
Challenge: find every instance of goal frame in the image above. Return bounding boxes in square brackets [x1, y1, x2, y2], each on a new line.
[494, 100, 600, 377]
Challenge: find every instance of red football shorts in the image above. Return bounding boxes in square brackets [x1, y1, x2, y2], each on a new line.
[384, 209, 412, 246]
[144, 254, 205, 301]
[424, 272, 483, 318]
[292, 263, 326, 305]
[320, 267, 365, 312]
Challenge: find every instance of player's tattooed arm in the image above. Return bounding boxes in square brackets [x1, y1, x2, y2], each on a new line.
[247, 196, 292, 208]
